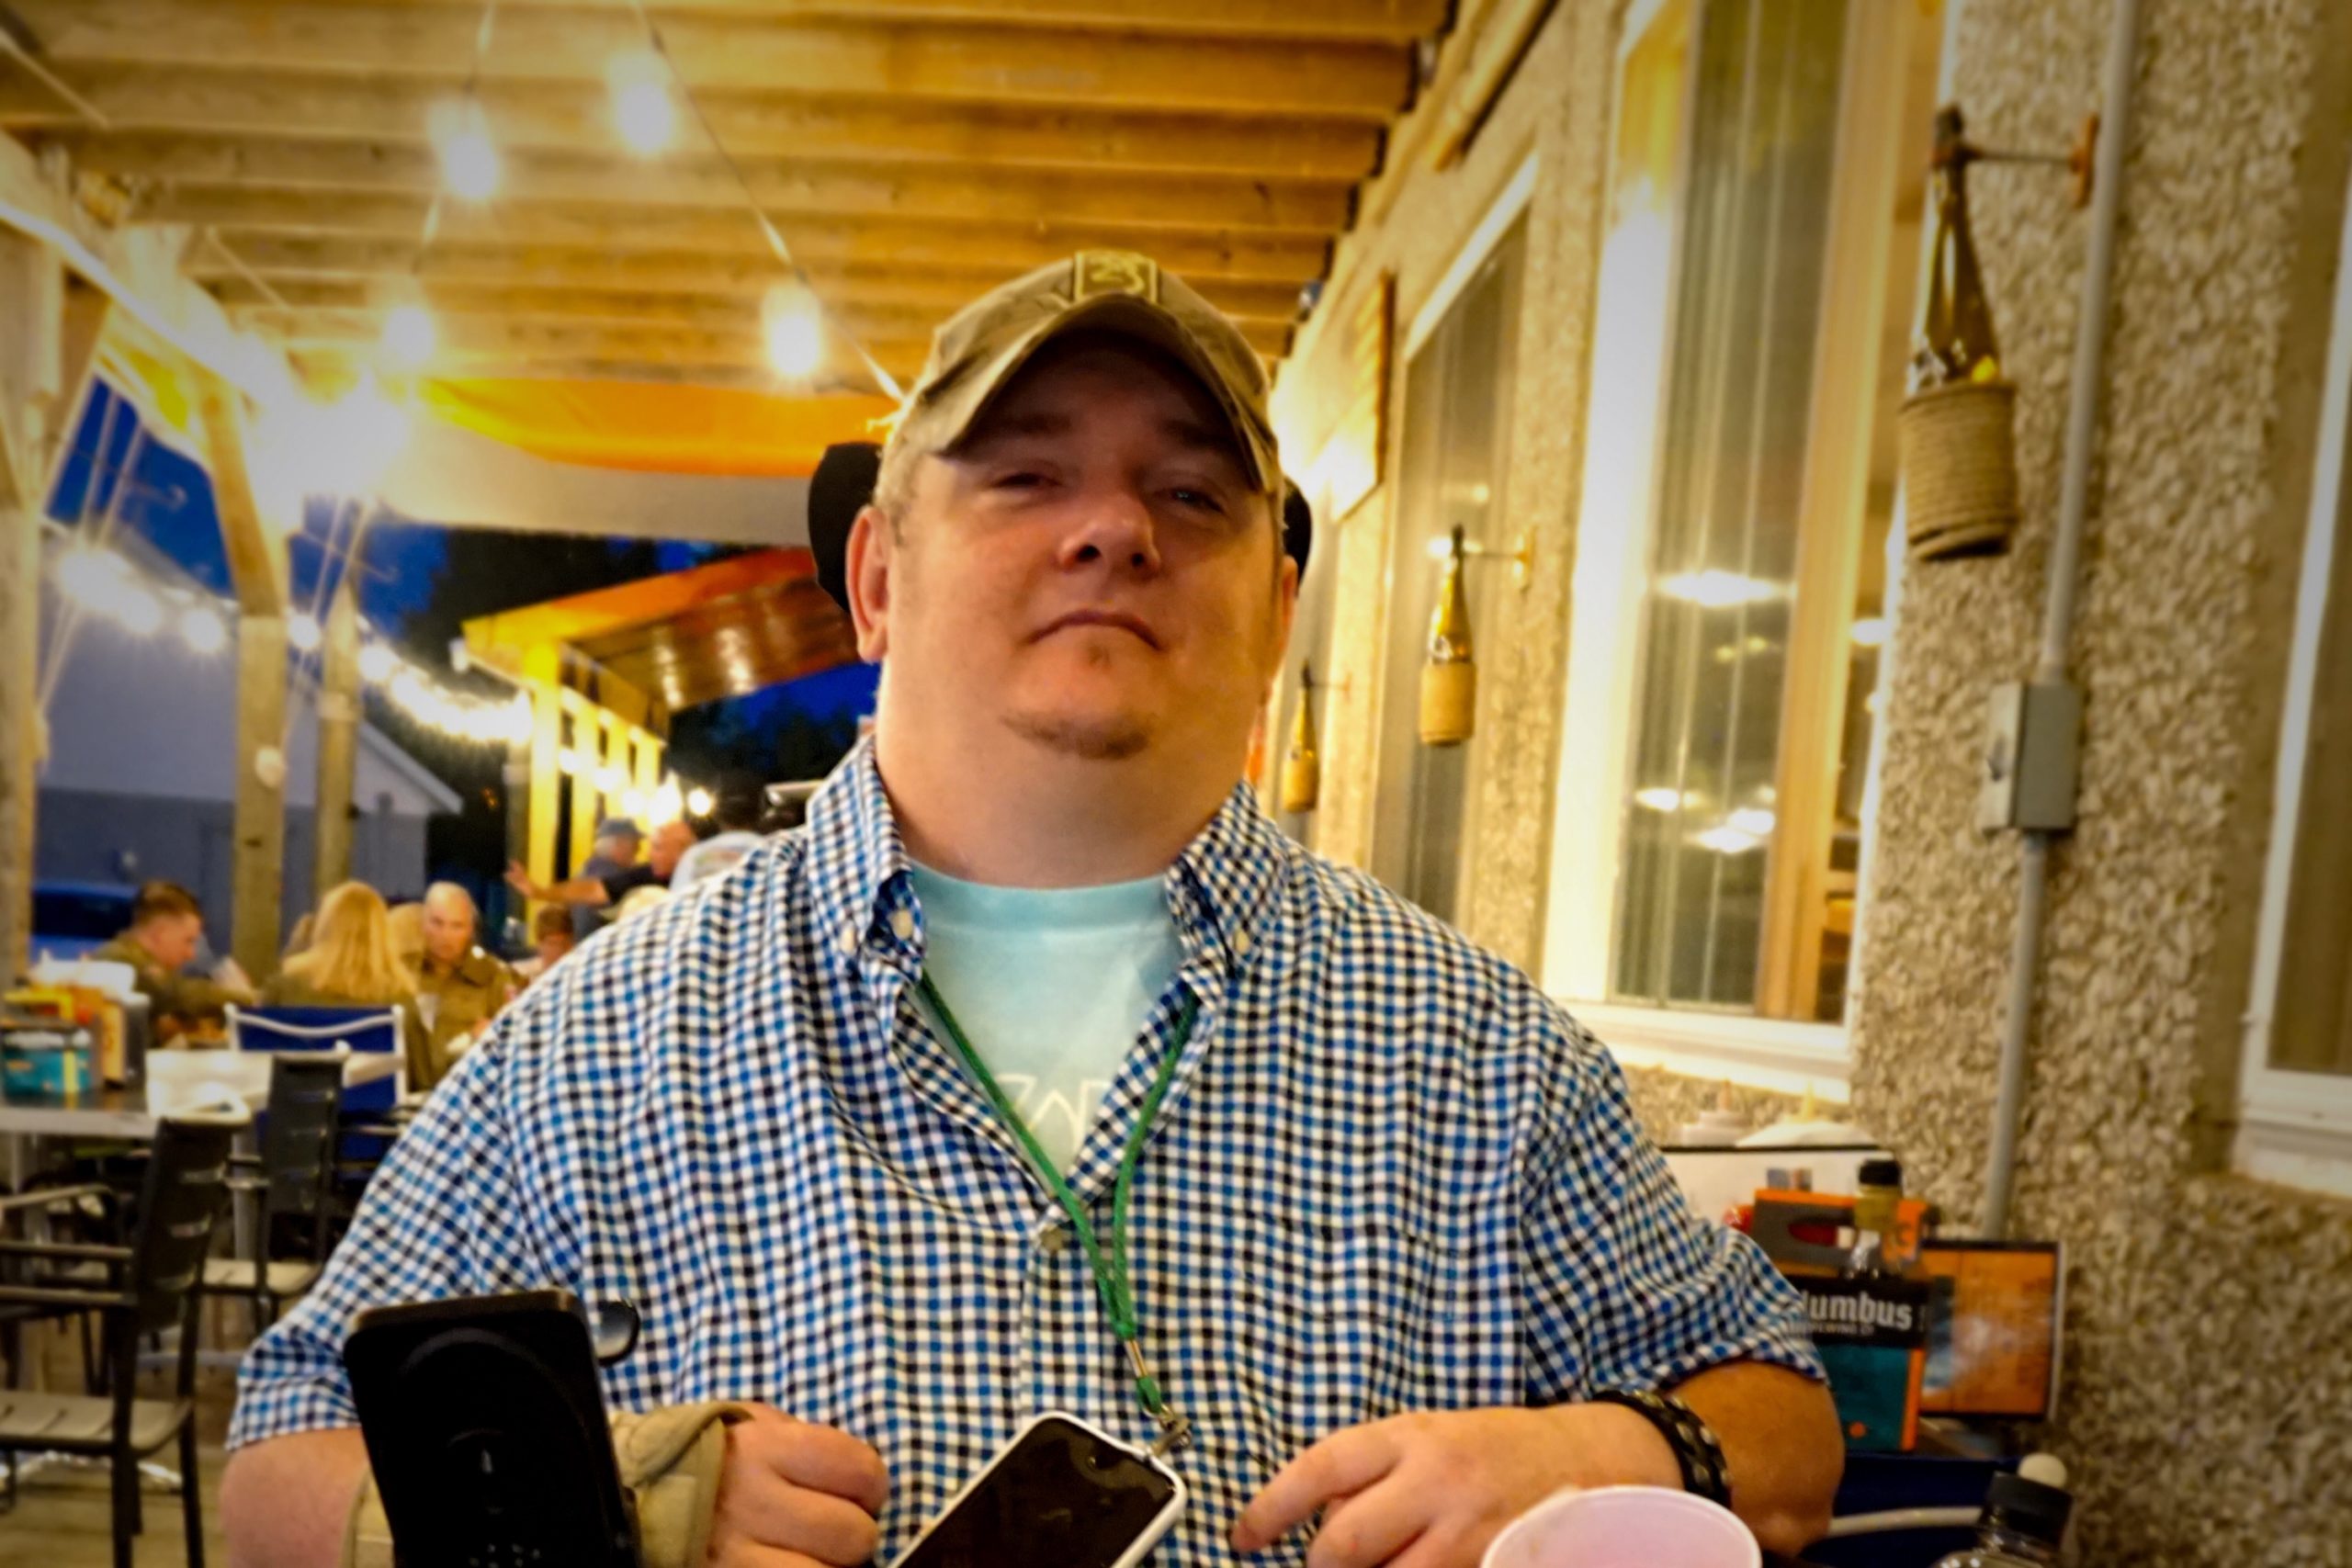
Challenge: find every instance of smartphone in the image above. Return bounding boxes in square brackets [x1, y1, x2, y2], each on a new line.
[345, 1290, 639, 1568]
[889, 1411, 1187, 1568]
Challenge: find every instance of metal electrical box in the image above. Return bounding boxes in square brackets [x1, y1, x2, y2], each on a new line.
[1978, 681, 2082, 833]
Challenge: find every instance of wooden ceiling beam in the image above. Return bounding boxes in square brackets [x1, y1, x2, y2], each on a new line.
[289, 351, 876, 397]
[275, 0, 1449, 45]
[10, 2, 1412, 118]
[224, 288, 1295, 357]
[0, 65, 1384, 182]
[65, 132, 1352, 233]
[253, 308, 929, 374]
[210, 276, 1299, 350]
[144, 189, 1335, 283]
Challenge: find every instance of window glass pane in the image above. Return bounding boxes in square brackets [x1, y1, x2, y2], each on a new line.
[1613, 0, 1847, 1008]
[1374, 220, 1526, 924]
[2273, 427, 2352, 1076]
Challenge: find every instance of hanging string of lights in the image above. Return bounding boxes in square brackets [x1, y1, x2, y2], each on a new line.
[372, 0, 899, 394]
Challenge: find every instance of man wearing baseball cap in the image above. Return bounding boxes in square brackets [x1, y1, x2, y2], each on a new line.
[223, 254, 1838, 1567]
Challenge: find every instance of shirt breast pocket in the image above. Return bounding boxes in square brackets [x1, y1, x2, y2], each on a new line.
[1213, 1212, 1451, 1467]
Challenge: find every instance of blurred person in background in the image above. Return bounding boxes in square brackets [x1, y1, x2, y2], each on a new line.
[412, 883, 514, 1089]
[513, 905, 578, 987]
[262, 880, 429, 1084]
[385, 902, 425, 975]
[88, 879, 254, 1042]
[505, 818, 695, 918]
[560, 817, 642, 938]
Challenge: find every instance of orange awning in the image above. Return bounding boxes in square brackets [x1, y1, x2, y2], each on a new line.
[417, 378, 899, 479]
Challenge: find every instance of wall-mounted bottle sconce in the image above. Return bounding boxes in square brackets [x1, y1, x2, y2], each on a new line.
[1420, 525, 1477, 747]
[1280, 662, 1323, 814]
[1901, 106, 2098, 561]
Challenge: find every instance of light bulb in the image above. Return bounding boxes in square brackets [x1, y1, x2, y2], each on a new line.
[288, 613, 322, 652]
[180, 603, 229, 656]
[762, 283, 824, 378]
[381, 303, 437, 371]
[607, 49, 675, 154]
[686, 786, 714, 818]
[429, 99, 501, 202]
[357, 641, 396, 682]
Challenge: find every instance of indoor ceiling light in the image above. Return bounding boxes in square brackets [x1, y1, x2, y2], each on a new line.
[1659, 570, 1784, 610]
[607, 49, 676, 155]
[1634, 786, 1688, 813]
[763, 283, 825, 378]
[381, 302, 438, 371]
[428, 99, 501, 202]
[1692, 825, 1764, 856]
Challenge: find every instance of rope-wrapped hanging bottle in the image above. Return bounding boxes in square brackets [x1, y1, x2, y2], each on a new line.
[1899, 107, 2021, 559]
[1419, 525, 1476, 747]
[1279, 664, 1321, 814]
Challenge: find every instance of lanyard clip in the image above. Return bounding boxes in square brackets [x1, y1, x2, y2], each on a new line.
[1124, 1340, 1192, 1458]
[1148, 1410, 1193, 1459]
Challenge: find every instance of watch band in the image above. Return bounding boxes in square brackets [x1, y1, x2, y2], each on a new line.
[1590, 1389, 1733, 1508]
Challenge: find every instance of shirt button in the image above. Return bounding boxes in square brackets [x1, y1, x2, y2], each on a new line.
[889, 908, 916, 941]
[839, 923, 860, 956]
[1040, 1225, 1070, 1255]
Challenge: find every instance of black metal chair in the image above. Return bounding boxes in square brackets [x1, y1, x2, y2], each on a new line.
[197, 1054, 343, 1333]
[0, 1115, 237, 1568]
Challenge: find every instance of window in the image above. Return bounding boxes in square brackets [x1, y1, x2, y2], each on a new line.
[1371, 185, 1530, 926]
[2237, 136, 2352, 1196]
[1543, 0, 1944, 1070]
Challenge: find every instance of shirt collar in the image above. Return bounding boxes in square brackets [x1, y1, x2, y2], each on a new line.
[799, 738, 1293, 978]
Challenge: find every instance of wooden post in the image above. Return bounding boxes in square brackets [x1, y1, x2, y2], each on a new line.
[633, 726, 662, 818]
[314, 576, 360, 905]
[197, 374, 291, 982]
[564, 688, 597, 874]
[524, 641, 561, 923]
[0, 234, 58, 980]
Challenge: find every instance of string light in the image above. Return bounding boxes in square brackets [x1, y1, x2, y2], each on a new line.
[653, 776, 684, 824]
[607, 48, 675, 154]
[685, 786, 714, 818]
[54, 542, 164, 636]
[288, 612, 322, 653]
[381, 302, 438, 371]
[762, 283, 824, 378]
[429, 98, 502, 202]
[179, 603, 229, 656]
[357, 641, 397, 682]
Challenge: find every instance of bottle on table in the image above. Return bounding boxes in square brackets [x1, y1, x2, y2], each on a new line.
[1847, 1156, 1905, 1277]
[1930, 1469, 2074, 1567]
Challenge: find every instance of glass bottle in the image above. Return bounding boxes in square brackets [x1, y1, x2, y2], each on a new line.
[1930, 1472, 2073, 1568]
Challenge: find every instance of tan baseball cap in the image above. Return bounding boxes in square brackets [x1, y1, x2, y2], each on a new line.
[887, 250, 1280, 492]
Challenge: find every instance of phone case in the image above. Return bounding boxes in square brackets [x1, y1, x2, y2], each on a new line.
[887, 1409, 1188, 1568]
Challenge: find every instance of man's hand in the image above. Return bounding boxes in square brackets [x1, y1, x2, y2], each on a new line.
[706, 1404, 889, 1567]
[1231, 1404, 1678, 1567]
[504, 861, 546, 901]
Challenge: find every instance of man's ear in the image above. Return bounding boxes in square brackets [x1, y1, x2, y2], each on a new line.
[845, 503, 894, 661]
[1261, 552, 1301, 698]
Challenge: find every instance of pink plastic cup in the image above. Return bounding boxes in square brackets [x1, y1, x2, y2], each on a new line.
[1480, 1485, 1761, 1568]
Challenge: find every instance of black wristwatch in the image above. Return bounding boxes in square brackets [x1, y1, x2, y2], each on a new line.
[1590, 1389, 1733, 1507]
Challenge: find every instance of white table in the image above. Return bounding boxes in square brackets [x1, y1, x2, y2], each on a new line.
[0, 1049, 402, 1139]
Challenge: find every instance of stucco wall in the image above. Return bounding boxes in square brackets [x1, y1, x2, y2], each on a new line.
[1292, 0, 2352, 1559]
[1852, 0, 2352, 1562]
[1272, 0, 1617, 976]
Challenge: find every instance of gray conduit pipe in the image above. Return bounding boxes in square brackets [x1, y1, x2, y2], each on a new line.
[1982, 0, 2142, 1237]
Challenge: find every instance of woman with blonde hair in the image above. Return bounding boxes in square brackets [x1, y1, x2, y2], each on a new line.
[264, 882, 429, 1084]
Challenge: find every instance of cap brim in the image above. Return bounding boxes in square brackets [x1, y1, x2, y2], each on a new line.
[930, 293, 1276, 492]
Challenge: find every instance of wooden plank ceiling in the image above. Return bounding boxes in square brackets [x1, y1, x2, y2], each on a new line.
[0, 0, 1447, 395]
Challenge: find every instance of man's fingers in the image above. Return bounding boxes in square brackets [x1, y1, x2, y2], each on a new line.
[711, 1472, 881, 1566]
[1304, 1478, 1430, 1568]
[1232, 1422, 1401, 1553]
[734, 1409, 891, 1516]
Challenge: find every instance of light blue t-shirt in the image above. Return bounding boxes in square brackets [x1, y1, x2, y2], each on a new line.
[907, 863, 1182, 1172]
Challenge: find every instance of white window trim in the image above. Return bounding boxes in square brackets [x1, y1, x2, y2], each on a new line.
[1401, 151, 1538, 363]
[2233, 148, 2352, 1200]
[1569, 1003, 1851, 1104]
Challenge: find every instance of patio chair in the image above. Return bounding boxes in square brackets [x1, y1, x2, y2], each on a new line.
[226, 1003, 412, 1222]
[195, 1054, 343, 1334]
[0, 1115, 239, 1567]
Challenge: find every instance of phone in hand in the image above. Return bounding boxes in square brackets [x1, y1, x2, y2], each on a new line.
[345, 1289, 639, 1568]
[889, 1411, 1186, 1568]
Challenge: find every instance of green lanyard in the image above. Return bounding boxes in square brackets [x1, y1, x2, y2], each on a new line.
[914, 971, 1198, 1456]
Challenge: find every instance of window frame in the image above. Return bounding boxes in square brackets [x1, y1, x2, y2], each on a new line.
[2234, 144, 2352, 1199]
[1541, 0, 1945, 1091]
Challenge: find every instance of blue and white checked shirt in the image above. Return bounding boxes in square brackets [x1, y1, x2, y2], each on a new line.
[232, 742, 1821, 1562]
